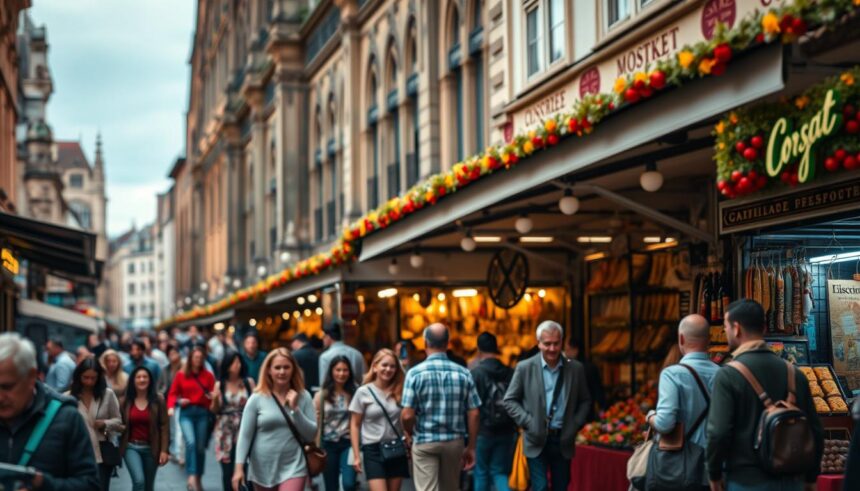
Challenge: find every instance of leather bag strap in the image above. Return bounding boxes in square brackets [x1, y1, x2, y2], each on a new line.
[678, 364, 710, 440]
[367, 386, 402, 439]
[727, 360, 774, 408]
[785, 361, 797, 405]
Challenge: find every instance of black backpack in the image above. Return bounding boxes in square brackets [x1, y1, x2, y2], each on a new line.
[484, 378, 513, 428]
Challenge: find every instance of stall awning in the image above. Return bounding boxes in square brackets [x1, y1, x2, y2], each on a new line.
[359, 45, 785, 262]
[0, 211, 98, 280]
[177, 309, 235, 329]
[266, 269, 342, 305]
[17, 298, 100, 334]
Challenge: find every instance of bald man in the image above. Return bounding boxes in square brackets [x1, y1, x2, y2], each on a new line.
[647, 315, 719, 453]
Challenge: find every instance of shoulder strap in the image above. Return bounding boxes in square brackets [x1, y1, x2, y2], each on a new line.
[191, 373, 211, 397]
[272, 394, 312, 472]
[678, 364, 710, 440]
[19, 399, 63, 466]
[367, 386, 402, 439]
[727, 360, 774, 408]
[784, 361, 797, 404]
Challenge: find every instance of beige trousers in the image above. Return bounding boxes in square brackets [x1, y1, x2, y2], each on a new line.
[411, 438, 465, 491]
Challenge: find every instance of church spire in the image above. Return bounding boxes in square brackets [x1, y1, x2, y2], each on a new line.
[93, 132, 105, 181]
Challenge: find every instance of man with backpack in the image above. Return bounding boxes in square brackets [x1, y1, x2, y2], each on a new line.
[645, 314, 718, 490]
[470, 332, 516, 491]
[706, 299, 823, 491]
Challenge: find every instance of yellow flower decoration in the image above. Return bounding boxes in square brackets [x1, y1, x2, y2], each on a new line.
[729, 112, 739, 124]
[523, 141, 535, 154]
[794, 96, 810, 109]
[718, 142, 725, 150]
[544, 119, 557, 134]
[715, 121, 725, 135]
[698, 58, 717, 75]
[444, 174, 454, 188]
[634, 72, 648, 84]
[841, 72, 855, 86]
[614, 77, 627, 94]
[762, 12, 780, 35]
[678, 51, 695, 69]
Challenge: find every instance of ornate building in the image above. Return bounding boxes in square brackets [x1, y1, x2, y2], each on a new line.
[177, 0, 499, 306]
[0, 1, 29, 213]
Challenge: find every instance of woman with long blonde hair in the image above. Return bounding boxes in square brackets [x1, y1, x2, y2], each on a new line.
[349, 349, 409, 491]
[100, 349, 129, 402]
[233, 347, 316, 491]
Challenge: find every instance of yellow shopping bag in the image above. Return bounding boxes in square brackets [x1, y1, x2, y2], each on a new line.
[509, 432, 529, 491]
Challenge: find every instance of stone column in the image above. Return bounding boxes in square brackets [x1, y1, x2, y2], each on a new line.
[419, 0, 441, 176]
[223, 123, 245, 279]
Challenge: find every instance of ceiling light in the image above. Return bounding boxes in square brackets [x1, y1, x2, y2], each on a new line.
[232, 278, 242, 288]
[412, 293, 420, 302]
[297, 296, 306, 305]
[308, 294, 318, 303]
[378, 288, 398, 298]
[577, 236, 613, 243]
[315, 307, 323, 315]
[584, 252, 607, 261]
[515, 215, 533, 234]
[461, 235, 476, 252]
[184, 296, 192, 305]
[388, 258, 399, 275]
[645, 241, 679, 251]
[664, 237, 677, 243]
[437, 292, 446, 301]
[249, 318, 257, 327]
[293, 311, 300, 319]
[474, 236, 502, 242]
[643, 236, 662, 243]
[524, 293, 532, 302]
[538, 289, 546, 298]
[439, 305, 446, 314]
[214, 322, 224, 331]
[559, 189, 580, 215]
[640, 162, 664, 192]
[304, 309, 312, 317]
[410, 250, 423, 268]
[200, 282, 209, 291]
[520, 236, 553, 243]
[280, 250, 291, 262]
[452, 288, 478, 298]
[198, 297, 205, 305]
[810, 250, 860, 264]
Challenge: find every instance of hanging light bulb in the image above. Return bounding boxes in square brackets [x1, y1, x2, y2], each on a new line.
[232, 278, 242, 289]
[279, 250, 291, 263]
[515, 215, 533, 234]
[256, 264, 268, 278]
[388, 258, 399, 275]
[410, 250, 424, 269]
[640, 162, 664, 192]
[559, 189, 580, 215]
[461, 234, 476, 252]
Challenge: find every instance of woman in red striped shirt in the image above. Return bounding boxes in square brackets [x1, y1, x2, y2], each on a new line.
[168, 345, 216, 491]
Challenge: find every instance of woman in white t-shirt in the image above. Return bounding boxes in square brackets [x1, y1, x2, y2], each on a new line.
[349, 349, 409, 491]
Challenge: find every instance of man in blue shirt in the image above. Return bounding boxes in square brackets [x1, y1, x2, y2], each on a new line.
[402, 323, 481, 491]
[44, 338, 76, 392]
[123, 338, 161, 384]
[647, 314, 719, 451]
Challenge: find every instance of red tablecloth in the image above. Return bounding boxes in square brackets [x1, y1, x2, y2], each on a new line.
[569, 444, 631, 491]
[568, 445, 845, 491]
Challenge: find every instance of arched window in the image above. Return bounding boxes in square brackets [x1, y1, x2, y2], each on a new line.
[69, 201, 92, 230]
[406, 20, 420, 187]
[367, 67, 380, 210]
[448, 7, 464, 161]
[386, 51, 400, 199]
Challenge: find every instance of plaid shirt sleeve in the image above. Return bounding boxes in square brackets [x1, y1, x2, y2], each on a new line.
[466, 373, 481, 410]
[401, 370, 417, 408]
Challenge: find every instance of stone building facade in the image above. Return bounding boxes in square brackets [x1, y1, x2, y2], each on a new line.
[0, 1, 29, 213]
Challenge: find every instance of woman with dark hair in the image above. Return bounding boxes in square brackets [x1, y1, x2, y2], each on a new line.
[69, 357, 123, 491]
[120, 366, 169, 491]
[168, 344, 216, 491]
[314, 355, 358, 491]
[212, 350, 255, 491]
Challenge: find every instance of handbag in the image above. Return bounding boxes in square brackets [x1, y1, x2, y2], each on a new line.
[95, 397, 122, 467]
[191, 373, 217, 443]
[508, 431, 529, 491]
[644, 364, 710, 491]
[626, 427, 654, 491]
[273, 394, 327, 477]
[366, 386, 407, 461]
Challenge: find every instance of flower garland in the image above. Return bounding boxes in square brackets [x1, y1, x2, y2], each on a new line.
[159, 0, 859, 328]
[714, 66, 860, 198]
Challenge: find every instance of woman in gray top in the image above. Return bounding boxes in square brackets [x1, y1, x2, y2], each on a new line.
[233, 348, 317, 491]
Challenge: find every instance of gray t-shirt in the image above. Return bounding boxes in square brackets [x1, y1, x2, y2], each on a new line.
[348, 384, 402, 445]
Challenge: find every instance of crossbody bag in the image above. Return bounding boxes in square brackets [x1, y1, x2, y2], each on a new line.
[273, 394, 327, 477]
[366, 386, 408, 461]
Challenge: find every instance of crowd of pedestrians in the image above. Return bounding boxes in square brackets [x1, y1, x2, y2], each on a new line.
[1, 301, 858, 491]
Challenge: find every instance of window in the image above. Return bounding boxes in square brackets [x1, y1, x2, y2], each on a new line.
[69, 174, 84, 188]
[128, 263, 135, 274]
[526, 8, 542, 77]
[606, 0, 631, 28]
[448, 8, 464, 161]
[387, 54, 400, 199]
[149, 280, 154, 292]
[129, 304, 136, 317]
[549, 0, 564, 63]
[406, 21, 420, 187]
[69, 202, 92, 229]
[128, 283, 135, 295]
[367, 69, 380, 210]
[524, 0, 565, 79]
[472, 0, 485, 151]
[149, 261, 154, 273]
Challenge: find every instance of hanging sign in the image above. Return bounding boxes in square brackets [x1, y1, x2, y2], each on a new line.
[1, 248, 19, 276]
[826, 279, 860, 393]
[487, 250, 529, 309]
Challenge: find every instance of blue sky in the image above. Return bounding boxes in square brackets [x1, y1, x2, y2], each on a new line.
[31, 0, 195, 237]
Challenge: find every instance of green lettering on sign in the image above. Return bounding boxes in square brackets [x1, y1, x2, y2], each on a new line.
[766, 89, 842, 183]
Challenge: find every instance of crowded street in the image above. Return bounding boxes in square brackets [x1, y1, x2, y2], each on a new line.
[2, 0, 860, 490]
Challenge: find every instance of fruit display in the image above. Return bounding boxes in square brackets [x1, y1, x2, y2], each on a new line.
[821, 439, 850, 474]
[799, 364, 849, 414]
[577, 382, 657, 449]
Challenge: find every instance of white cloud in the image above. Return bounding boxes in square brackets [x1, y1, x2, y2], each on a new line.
[106, 181, 171, 237]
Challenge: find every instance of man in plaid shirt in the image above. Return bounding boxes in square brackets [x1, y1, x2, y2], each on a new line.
[401, 323, 482, 491]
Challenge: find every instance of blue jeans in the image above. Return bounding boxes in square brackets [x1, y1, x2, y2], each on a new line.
[322, 438, 357, 491]
[474, 434, 515, 491]
[179, 405, 210, 476]
[526, 435, 570, 491]
[124, 443, 157, 491]
[726, 480, 803, 491]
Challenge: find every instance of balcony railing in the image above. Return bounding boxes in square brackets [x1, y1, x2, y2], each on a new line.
[387, 163, 400, 200]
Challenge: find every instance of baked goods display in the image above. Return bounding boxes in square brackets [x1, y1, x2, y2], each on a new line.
[635, 293, 680, 322]
[800, 365, 849, 414]
[821, 440, 850, 474]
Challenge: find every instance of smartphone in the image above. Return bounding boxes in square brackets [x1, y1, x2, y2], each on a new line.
[0, 462, 37, 490]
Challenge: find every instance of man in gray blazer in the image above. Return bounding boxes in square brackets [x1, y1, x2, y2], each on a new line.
[503, 320, 591, 491]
